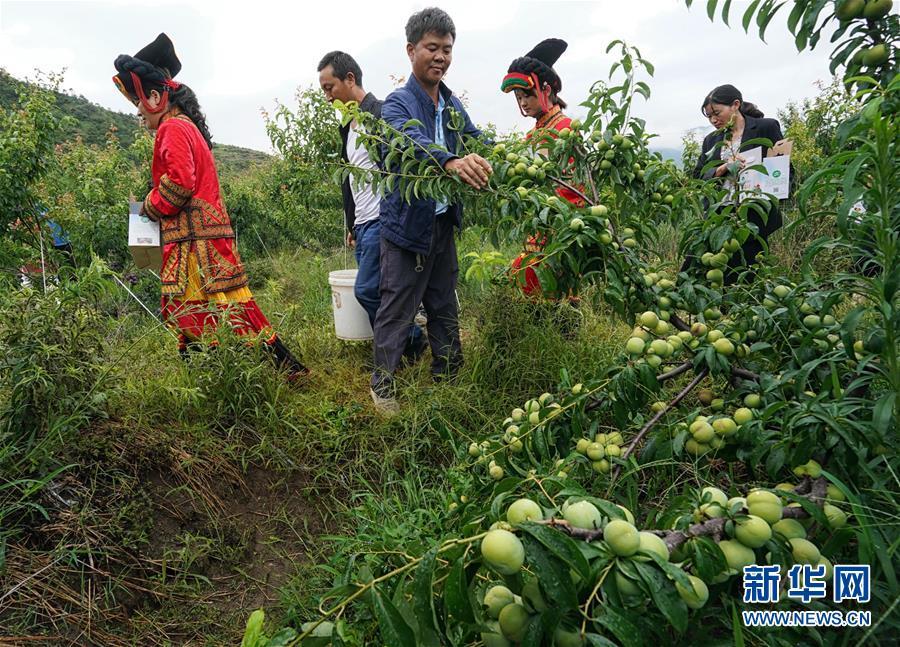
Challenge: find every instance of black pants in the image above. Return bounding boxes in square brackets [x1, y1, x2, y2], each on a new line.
[371, 216, 461, 391]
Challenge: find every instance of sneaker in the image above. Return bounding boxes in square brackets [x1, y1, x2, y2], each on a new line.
[370, 387, 400, 414]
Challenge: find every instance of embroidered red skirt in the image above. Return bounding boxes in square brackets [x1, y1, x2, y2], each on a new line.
[161, 250, 273, 347]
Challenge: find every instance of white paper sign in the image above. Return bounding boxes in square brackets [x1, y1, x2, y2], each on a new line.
[760, 155, 790, 199]
[850, 200, 866, 224]
[128, 201, 162, 270]
[741, 147, 791, 200]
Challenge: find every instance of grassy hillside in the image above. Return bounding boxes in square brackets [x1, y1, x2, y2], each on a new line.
[0, 69, 270, 175]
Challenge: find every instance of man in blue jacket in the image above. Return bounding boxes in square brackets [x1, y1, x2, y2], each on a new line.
[318, 50, 426, 362]
[371, 7, 492, 411]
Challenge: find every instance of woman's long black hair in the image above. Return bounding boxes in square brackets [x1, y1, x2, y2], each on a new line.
[148, 80, 214, 150]
[701, 84, 764, 119]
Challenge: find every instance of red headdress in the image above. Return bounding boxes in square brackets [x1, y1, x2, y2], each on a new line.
[501, 38, 568, 116]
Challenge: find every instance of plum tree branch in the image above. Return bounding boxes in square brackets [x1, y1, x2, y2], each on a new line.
[612, 367, 710, 481]
[535, 517, 604, 542]
[657, 361, 693, 382]
[662, 477, 829, 552]
[547, 175, 594, 206]
[539, 478, 830, 555]
[731, 367, 762, 382]
[670, 313, 692, 333]
[668, 315, 760, 382]
[585, 361, 694, 414]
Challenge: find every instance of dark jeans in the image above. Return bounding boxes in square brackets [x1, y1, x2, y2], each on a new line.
[371, 215, 461, 392]
[354, 219, 424, 349]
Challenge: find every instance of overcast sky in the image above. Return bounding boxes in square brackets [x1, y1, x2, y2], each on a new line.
[1, 0, 837, 152]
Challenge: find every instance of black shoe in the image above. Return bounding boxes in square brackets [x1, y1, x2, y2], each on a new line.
[432, 358, 463, 384]
[265, 336, 310, 383]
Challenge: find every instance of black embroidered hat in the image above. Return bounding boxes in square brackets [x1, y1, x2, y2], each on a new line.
[113, 33, 182, 111]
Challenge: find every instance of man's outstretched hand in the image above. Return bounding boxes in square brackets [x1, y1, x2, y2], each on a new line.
[445, 154, 492, 190]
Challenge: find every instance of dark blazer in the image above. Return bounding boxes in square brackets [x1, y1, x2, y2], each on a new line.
[339, 92, 383, 233]
[378, 75, 483, 256]
[693, 114, 785, 237]
[693, 114, 784, 179]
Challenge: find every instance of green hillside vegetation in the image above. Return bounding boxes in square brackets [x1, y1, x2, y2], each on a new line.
[0, 69, 270, 175]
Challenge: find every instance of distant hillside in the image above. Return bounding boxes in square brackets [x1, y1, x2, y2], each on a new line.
[651, 147, 684, 166]
[0, 70, 270, 175]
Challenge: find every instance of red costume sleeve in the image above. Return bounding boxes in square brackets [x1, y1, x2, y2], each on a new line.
[142, 120, 196, 221]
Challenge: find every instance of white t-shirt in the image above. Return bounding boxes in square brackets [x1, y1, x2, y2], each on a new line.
[346, 120, 381, 227]
[719, 134, 743, 160]
[719, 135, 744, 200]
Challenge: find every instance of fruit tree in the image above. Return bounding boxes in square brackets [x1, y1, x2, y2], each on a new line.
[244, 2, 897, 645]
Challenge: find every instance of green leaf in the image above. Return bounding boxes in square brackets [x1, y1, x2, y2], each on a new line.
[265, 628, 298, 647]
[533, 424, 550, 460]
[634, 561, 688, 633]
[647, 552, 692, 591]
[241, 609, 266, 647]
[372, 586, 417, 647]
[594, 607, 643, 647]
[872, 392, 895, 436]
[822, 470, 898, 595]
[690, 537, 727, 582]
[757, 1, 786, 41]
[534, 264, 559, 296]
[445, 554, 475, 624]
[520, 613, 548, 647]
[742, 0, 762, 31]
[839, 306, 866, 358]
[522, 535, 577, 608]
[765, 445, 786, 479]
[412, 546, 442, 646]
[519, 523, 591, 581]
[706, 0, 718, 21]
[709, 224, 733, 251]
[731, 600, 746, 647]
[778, 491, 828, 527]
[721, 0, 733, 25]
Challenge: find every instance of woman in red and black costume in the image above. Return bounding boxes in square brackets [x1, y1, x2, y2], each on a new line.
[501, 38, 584, 297]
[113, 33, 307, 380]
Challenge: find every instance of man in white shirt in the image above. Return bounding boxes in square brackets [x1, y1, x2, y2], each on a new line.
[318, 51, 426, 364]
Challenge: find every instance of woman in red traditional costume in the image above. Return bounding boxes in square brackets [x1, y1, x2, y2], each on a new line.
[113, 33, 307, 379]
[501, 38, 584, 297]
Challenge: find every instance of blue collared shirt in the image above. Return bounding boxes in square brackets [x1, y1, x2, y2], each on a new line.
[434, 93, 448, 215]
[378, 75, 485, 255]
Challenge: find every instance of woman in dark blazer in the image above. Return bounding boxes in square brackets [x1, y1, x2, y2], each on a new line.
[692, 84, 785, 282]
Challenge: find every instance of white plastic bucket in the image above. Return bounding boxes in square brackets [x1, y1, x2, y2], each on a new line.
[328, 269, 373, 340]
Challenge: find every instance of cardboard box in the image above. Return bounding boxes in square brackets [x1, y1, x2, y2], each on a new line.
[128, 201, 162, 270]
[768, 139, 793, 158]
